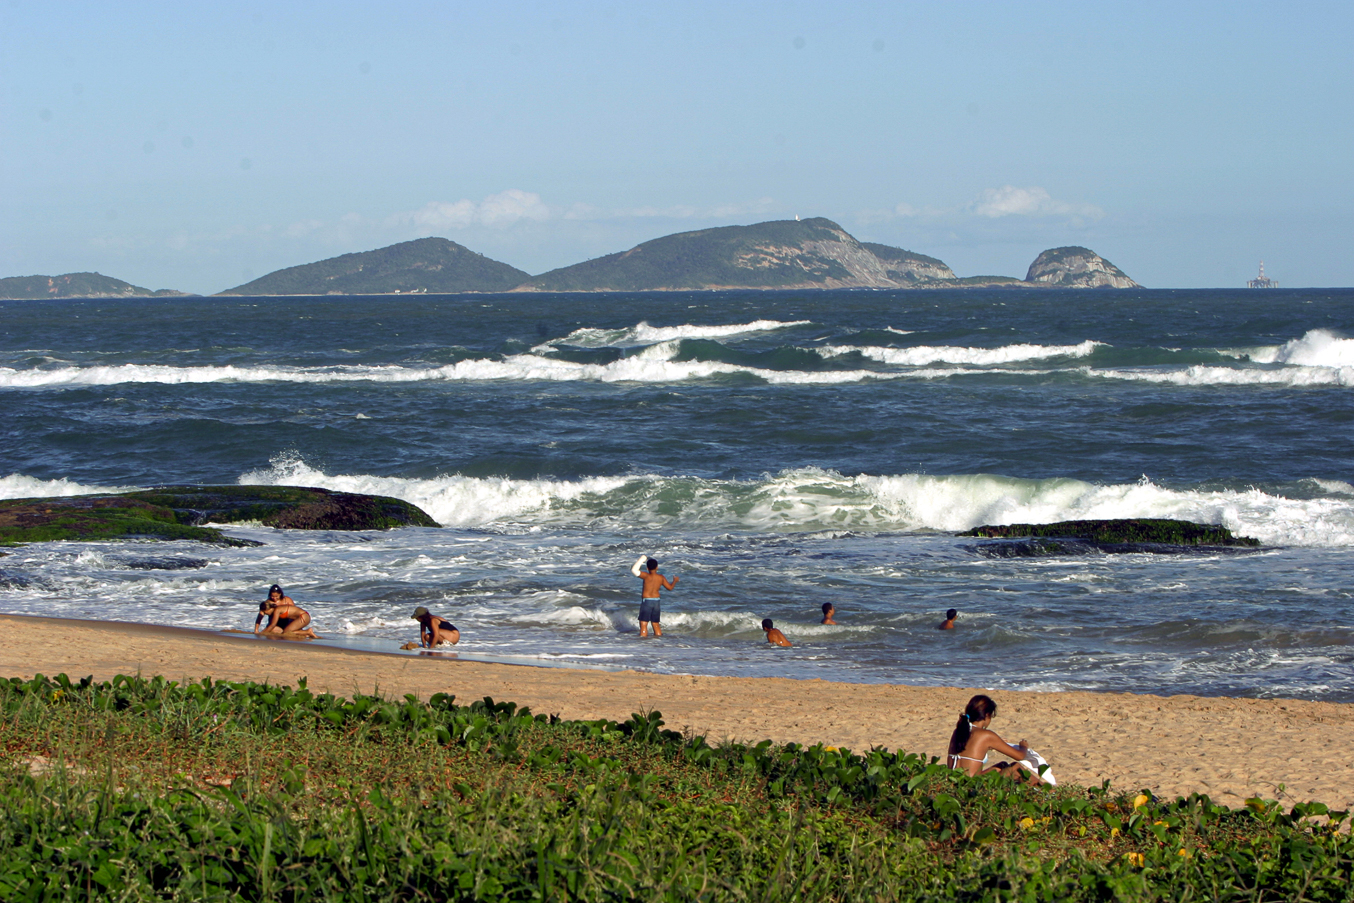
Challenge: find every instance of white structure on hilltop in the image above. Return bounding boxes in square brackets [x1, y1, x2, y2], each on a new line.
[1247, 261, 1277, 288]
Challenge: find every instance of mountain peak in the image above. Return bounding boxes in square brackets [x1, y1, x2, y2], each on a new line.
[218, 237, 529, 295]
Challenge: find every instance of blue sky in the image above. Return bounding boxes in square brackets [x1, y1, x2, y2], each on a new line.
[3, 1, 1350, 293]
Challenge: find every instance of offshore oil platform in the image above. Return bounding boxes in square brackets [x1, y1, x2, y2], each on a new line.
[1247, 261, 1277, 288]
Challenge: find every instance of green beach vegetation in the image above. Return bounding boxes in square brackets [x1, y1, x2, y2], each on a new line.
[2, 673, 1350, 900]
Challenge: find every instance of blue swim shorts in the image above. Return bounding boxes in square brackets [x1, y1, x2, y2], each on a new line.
[638, 598, 661, 623]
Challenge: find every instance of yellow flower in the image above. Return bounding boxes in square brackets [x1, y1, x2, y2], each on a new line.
[1124, 852, 1144, 867]
[1178, 848, 1191, 859]
[1132, 793, 1149, 809]
[1110, 827, 1120, 838]
[1154, 820, 1168, 828]
[1019, 817, 1035, 829]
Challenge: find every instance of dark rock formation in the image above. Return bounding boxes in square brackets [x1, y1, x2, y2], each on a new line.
[0, 486, 438, 547]
[110, 556, 211, 570]
[959, 518, 1259, 557]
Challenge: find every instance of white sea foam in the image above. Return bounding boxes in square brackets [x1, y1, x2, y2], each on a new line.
[536, 319, 811, 351]
[338, 616, 413, 634]
[7, 454, 1352, 548]
[822, 340, 1102, 367]
[1243, 329, 1354, 368]
[228, 456, 1354, 547]
[0, 473, 138, 500]
[238, 453, 635, 528]
[0, 355, 913, 388]
[1085, 364, 1354, 388]
[1307, 479, 1354, 497]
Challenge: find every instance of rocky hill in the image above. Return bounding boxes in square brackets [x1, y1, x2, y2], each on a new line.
[860, 243, 955, 283]
[3, 226, 1142, 298]
[219, 237, 530, 296]
[520, 218, 923, 292]
[0, 272, 187, 300]
[1024, 247, 1139, 288]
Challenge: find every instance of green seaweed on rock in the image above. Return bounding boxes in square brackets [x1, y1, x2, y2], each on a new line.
[0, 485, 437, 547]
[959, 518, 1259, 547]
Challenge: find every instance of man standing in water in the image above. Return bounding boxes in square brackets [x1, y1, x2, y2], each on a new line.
[631, 554, 678, 638]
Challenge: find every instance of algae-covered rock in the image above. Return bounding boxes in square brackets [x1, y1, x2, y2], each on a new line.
[126, 485, 438, 531]
[0, 485, 438, 547]
[958, 518, 1260, 557]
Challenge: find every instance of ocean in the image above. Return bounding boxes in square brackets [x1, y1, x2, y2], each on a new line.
[2, 288, 1352, 700]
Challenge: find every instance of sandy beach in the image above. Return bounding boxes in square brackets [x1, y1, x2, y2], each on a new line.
[2, 613, 1350, 811]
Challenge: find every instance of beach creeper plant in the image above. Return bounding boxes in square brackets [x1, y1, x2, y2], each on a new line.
[1, 673, 1353, 901]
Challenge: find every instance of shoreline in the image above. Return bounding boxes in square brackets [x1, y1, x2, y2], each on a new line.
[3, 613, 1351, 811]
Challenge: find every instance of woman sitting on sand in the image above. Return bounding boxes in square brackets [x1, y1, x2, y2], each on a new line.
[947, 694, 1046, 784]
[254, 585, 320, 639]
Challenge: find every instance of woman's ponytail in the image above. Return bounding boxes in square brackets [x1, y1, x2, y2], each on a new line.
[948, 694, 998, 759]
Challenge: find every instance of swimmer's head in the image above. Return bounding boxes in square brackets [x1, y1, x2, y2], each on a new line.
[268, 584, 283, 598]
[411, 606, 430, 619]
[646, 558, 658, 571]
[821, 602, 833, 614]
[761, 618, 774, 630]
[946, 609, 958, 620]
[259, 601, 273, 613]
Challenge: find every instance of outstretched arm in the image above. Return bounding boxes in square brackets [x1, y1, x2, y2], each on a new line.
[986, 732, 1029, 762]
[662, 575, 678, 590]
[631, 555, 648, 578]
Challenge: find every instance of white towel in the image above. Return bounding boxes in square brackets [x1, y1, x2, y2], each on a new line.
[1017, 748, 1057, 785]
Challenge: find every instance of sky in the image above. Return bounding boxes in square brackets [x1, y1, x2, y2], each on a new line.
[2, 1, 1351, 293]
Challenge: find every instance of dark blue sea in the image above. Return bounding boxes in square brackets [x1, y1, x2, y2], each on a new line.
[2, 288, 1352, 698]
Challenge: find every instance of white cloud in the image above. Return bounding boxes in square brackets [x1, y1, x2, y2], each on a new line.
[396, 190, 551, 232]
[477, 189, 551, 227]
[970, 186, 1102, 219]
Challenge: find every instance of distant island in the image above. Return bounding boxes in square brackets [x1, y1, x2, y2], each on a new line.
[217, 237, 529, 296]
[0, 272, 192, 300]
[1, 218, 1140, 299]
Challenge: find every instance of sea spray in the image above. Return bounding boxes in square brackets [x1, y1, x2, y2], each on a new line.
[231, 456, 1354, 547]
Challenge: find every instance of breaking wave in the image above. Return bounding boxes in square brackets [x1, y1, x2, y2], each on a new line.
[231, 455, 1354, 547]
[535, 318, 812, 350]
[2, 327, 1349, 389]
[822, 340, 1102, 366]
[0, 473, 138, 500]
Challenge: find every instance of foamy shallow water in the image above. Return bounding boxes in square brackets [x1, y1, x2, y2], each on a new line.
[2, 289, 1353, 699]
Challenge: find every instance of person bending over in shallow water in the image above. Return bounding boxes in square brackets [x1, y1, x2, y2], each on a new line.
[254, 585, 320, 639]
[946, 694, 1045, 785]
[821, 603, 838, 625]
[939, 608, 958, 630]
[762, 618, 792, 647]
[411, 606, 459, 647]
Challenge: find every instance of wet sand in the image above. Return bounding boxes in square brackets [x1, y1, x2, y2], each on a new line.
[3, 614, 1349, 810]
